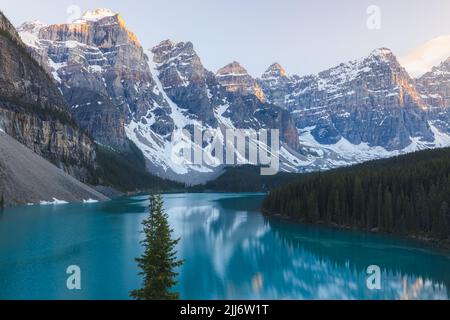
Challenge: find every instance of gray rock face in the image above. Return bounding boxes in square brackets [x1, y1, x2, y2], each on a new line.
[151, 40, 219, 127]
[0, 130, 108, 207]
[216, 61, 266, 102]
[18, 10, 171, 151]
[0, 11, 96, 182]
[20, 8, 450, 181]
[19, 9, 301, 183]
[258, 63, 293, 109]
[15, 21, 51, 72]
[152, 40, 300, 150]
[263, 48, 433, 150]
[417, 58, 450, 133]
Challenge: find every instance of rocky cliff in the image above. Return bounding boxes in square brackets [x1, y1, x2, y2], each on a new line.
[0, 130, 107, 207]
[18, 9, 171, 152]
[216, 61, 266, 102]
[0, 11, 96, 182]
[417, 57, 450, 134]
[19, 10, 302, 183]
[18, 8, 450, 181]
[262, 48, 434, 151]
[151, 40, 298, 148]
[258, 63, 293, 109]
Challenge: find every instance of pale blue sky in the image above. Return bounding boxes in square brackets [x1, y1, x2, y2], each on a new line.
[1, 0, 450, 77]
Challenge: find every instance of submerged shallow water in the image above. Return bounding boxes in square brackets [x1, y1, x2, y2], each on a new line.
[0, 193, 449, 300]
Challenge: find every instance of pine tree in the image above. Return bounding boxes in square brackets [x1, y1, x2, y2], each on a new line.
[130, 194, 183, 300]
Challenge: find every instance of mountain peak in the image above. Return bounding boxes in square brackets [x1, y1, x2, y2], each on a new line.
[216, 61, 249, 77]
[67, 8, 140, 47]
[372, 47, 393, 55]
[17, 20, 46, 33]
[369, 48, 395, 61]
[79, 8, 117, 22]
[151, 40, 198, 69]
[154, 39, 176, 49]
[262, 62, 288, 79]
[216, 61, 265, 101]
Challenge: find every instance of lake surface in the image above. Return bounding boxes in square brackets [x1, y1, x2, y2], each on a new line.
[0, 193, 449, 300]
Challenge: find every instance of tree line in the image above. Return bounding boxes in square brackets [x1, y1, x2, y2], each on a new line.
[263, 147, 450, 241]
[191, 165, 302, 192]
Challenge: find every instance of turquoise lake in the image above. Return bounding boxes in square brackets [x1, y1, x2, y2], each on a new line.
[0, 193, 449, 300]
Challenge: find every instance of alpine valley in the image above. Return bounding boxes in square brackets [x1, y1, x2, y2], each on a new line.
[3, 7, 450, 203]
[3, 5, 450, 302]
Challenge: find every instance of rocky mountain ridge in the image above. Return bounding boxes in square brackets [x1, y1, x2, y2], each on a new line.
[0, 10, 97, 182]
[0, 130, 107, 207]
[18, 11, 302, 183]
[216, 61, 266, 102]
[16, 8, 450, 182]
[416, 57, 450, 134]
[260, 48, 435, 151]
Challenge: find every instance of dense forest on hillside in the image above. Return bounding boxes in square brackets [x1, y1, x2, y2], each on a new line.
[262, 147, 450, 242]
[191, 165, 302, 192]
[94, 142, 184, 192]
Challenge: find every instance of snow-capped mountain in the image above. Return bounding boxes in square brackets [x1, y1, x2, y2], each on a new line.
[216, 61, 266, 102]
[263, 48, 440, 151]
[0, 11, 96, 183]
[73, 8, 117, 22]
[18, 9, 302, 183]
[138, 40, 303, 182]
[16, 8, 450, 183]
[416, 57, 450, 135]
[258, 63, 293, 109]
[17, 10, 167, 152]
[151, 41, 299, 148]
[256, 48, 450, 170]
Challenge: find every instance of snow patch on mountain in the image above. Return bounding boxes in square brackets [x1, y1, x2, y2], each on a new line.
[74, 8, 117, 23]
[297, 122, 450, 170]
[124, 50, 221, 178]
[146, 49, 197, 129]
[17, 21, 45, 48]
[124, 53, 306, 180]
[429, 122, 450, 146]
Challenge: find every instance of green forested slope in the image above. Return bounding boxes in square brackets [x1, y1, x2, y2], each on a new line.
[191, 165, 302, 192]
[263, 147, 450, 242]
